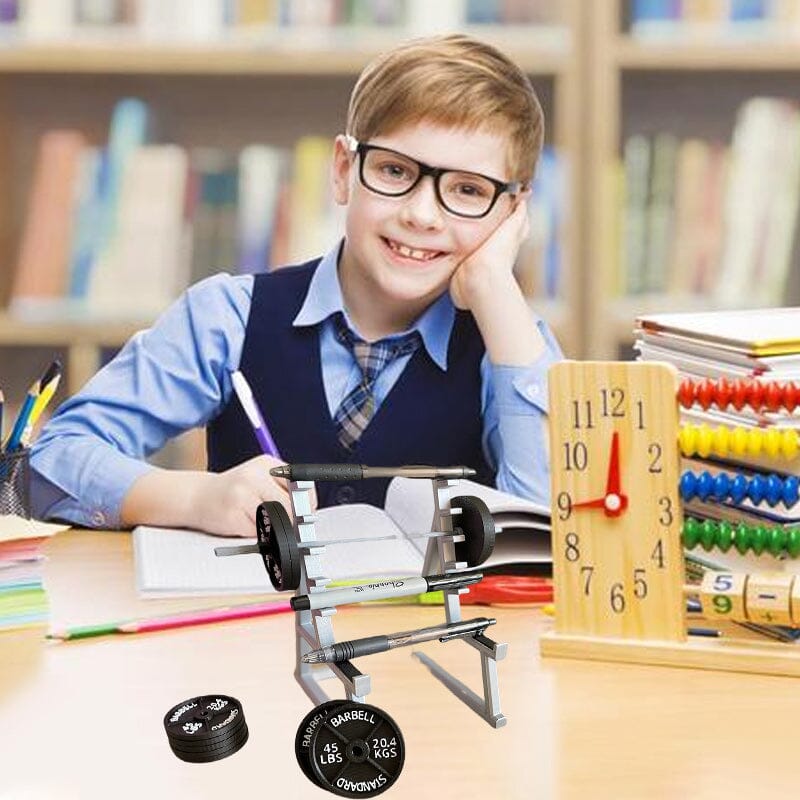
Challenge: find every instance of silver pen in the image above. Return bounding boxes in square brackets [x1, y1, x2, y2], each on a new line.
[302, 617, 496, 663]
[269, 463, 476, 482]
[290, 572, 483, 611]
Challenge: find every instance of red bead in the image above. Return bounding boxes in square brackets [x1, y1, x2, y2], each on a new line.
[714, 378, 733, 410]
[678, 379, 696, 408]
[731, 379, 749, 411]
[696, 379, 716, 410]
[783, 382, 799, 413]
[746, 381, 765, 412]
[764, 382, 783, 413]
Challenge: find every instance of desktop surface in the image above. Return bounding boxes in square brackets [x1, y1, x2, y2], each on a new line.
[1, 530, 799, 799]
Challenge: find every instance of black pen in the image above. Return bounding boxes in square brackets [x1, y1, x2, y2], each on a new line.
[290, 572, 483, 611]
[302, 617, 496, 663]
[270, 463, 476, 482]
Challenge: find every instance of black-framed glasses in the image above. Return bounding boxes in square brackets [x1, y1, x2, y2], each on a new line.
[346, 135, 522, 219]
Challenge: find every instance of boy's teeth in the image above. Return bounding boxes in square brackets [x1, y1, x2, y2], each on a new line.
[388, 239, 439, 261]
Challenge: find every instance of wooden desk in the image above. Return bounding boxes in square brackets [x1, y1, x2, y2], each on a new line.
[3, 530, 800, 799]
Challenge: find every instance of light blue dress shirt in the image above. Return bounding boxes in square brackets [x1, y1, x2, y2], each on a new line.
[31, 244, 563, 528]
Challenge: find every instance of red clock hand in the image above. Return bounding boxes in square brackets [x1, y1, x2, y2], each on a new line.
[606, 431, 621, 496]
[572, 497, 607, 510]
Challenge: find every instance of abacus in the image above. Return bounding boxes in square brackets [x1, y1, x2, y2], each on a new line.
[541, 364, 800, 678]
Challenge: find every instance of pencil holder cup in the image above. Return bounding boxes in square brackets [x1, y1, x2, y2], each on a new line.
[0, 448, 31, 519]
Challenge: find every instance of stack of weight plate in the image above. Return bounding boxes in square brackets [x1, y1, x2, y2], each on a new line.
[163, 694, 248, 763]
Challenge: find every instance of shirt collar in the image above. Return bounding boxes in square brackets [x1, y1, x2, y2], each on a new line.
[292, 241, 454, 371]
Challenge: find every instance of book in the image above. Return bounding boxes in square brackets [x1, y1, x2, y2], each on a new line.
[636, 308, 800, 357]
[133, 478, 551, 597]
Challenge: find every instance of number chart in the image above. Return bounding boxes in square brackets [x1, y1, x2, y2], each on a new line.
[541, 361, 800, 678]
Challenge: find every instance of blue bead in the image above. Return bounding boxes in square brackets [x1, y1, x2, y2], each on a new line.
[679, 472, 697, 501]
[784, 476, 800, 508]
[765, 474, 784, 507]
[697, 471, 714, 501]
[748, 475, 766, 505]
[712, 473, 731, 501]
[730, 474, 749, 504]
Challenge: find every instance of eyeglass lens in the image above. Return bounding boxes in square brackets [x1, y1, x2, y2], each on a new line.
[361, 148, 498, 217]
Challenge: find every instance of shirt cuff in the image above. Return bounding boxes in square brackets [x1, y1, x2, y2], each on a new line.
[31, 441, 153, 529]
[491, 351, 559, 415]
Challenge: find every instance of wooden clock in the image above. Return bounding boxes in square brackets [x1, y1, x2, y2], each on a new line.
[541, 360, 686, 658]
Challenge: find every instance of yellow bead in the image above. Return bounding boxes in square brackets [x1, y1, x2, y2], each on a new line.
[763, 428, 782, 459]
[712, 426, 730, 458]
[746, 428, 763, 457]
[731, 426, 749, 456]
[782, 429, 799, 461]
[696, 425, 713, 458]
[679, 425, 697, 457]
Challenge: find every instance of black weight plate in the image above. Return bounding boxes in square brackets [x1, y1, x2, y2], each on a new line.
[168, 719, 247, 752]
[451, 495, 495, 567]
[164, 695, 245, 744]
[256, 501, 300, 591]
[309, 702, 404, 798]
[170, 726, 249, 763]
[295, 700, 347, 786]
[170, 724, 249, 756]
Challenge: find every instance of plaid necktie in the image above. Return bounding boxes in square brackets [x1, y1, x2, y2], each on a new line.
[333, 313, 422, 450]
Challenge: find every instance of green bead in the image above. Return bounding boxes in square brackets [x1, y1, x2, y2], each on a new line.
[716, 521, 734, 553]
[683, 517, 701, 550]
[734, 523, 752, 555]
[700, 519, 718, 552]
[767, 527, 788, 557]
[750, 525, 768, 556]
[787, 528, 800, 558]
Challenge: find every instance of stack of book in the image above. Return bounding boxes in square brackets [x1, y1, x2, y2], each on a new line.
[635, 308, 800, 578]
[0, 518, 66, 633]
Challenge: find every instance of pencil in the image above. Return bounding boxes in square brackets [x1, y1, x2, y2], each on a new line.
[46, 599, 292, 641]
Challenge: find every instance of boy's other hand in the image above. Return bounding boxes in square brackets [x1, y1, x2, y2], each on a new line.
[190, 455, 318, 538]
[449, 197, 529, 312]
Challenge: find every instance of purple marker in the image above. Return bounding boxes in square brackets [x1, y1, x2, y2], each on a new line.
[231, 370, 280, 458]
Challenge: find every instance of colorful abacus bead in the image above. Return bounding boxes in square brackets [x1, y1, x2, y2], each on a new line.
[783, 382, 799, 413]
[678, 379, 696, 409]
[783, 476, 800, 507]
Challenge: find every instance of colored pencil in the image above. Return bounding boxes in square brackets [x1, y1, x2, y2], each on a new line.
[46, 599, 292, 641]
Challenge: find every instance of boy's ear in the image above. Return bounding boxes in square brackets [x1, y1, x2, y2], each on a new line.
[331, 134, 354, 206]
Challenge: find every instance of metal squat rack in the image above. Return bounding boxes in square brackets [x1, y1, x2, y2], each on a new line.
[288, 476, 508, 728]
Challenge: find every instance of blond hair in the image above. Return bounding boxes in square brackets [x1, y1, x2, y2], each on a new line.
[346, 34, 544, 183]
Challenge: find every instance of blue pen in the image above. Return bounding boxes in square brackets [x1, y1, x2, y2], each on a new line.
[5, 380, 39, 452]
[230, 370, 280, 458]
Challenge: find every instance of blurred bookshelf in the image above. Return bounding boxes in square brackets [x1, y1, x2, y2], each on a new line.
[0, 1, 583, 438]
[585, 0, 800, 359]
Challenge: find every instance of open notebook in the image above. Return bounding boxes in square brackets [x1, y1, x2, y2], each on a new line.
[133, 478, 551, 597]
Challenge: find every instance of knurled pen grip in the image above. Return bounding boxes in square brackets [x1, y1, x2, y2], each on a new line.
[271, 463, 364, 482]
[331, 635, 390, 661]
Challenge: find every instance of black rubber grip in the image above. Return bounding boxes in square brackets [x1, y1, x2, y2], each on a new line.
[333, 636, 389, 662]
[289, 464, 365, 482]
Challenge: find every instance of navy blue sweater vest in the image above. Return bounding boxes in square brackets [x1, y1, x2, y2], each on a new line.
[206, 259, 494, 508]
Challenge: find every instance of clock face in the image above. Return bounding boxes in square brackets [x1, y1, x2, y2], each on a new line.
[548, 361, 685, 641]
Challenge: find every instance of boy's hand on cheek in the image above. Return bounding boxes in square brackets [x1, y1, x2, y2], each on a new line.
[449, 198, 529, 312]
[189, 455, 318, 538]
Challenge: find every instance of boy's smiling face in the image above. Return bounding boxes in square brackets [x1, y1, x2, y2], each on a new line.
[332, 122, 516, 336]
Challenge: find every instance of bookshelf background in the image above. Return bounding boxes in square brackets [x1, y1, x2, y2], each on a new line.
[4, 0, 800, 459]
[586, 0, 800, 359]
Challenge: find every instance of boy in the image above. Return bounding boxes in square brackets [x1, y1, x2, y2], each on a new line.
[31, 34, 562, 537]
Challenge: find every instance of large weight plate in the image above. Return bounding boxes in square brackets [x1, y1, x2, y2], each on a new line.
[309, 701, 404, 798]
[451, 495, 495, 567]
[256, 501, 300, 591]
[295, 700, 347, 786]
